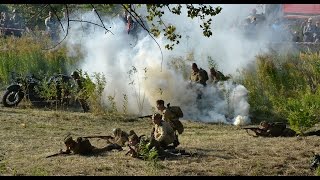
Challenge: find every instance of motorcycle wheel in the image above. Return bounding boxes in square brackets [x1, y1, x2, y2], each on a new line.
[2, 89, 24, 107]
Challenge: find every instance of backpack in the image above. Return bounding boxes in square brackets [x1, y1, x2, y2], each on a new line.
[172, 119, 184, 134]
[167, 105, 183, 118]
[268, 122, 287, 137]
[199, 68, 209, 81]
[77, 137, 94, 155]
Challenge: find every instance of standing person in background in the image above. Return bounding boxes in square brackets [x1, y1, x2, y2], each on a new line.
[45, 11, 58, 41]
[71, 71, 90, 113]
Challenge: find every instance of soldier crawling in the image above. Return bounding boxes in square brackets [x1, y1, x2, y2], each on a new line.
[63, 136, 122, 155]
[110, 128, 132, 147]
[244, 121, 297, 137]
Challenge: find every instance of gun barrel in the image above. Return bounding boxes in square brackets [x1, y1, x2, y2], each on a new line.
[46, 151, 69, 158]
[242, 127, 260, 130]
[46, 153, 60, 158]
[83, 135, 114, 139]
[138, 115, 153, 119]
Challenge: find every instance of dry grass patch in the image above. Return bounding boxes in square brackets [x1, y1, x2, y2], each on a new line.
[0, 107, 319, 176]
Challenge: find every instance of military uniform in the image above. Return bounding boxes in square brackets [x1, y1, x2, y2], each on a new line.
[154, 120, 175, 147]
[209, 68, 228, 84]
[65, 137, 95, 155]
[64, 136, 122, 155]
[190, 70, 207, 86]
[160, 107, 183, 147]
[253, 122, 296, 137]
[71, 71, 90, 112]
[112, 128, 129, 146]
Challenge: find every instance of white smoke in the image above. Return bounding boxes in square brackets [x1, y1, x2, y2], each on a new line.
[59, 4, 289, 125]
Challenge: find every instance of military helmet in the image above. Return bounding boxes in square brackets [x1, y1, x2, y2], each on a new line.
[71, 71, 80, 78]
[152, 113, 162, 120]
[64, 136, 74, 144]
[129, 134, 139, 145]
[113, 128, 122, 136]
[259, 121, 269, 128]
[129, 130, 136, 136]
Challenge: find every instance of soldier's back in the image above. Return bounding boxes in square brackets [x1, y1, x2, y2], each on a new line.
[73, 138, 94, 155]
[268, 122, 286, 137]
[281, 128, 297, 137]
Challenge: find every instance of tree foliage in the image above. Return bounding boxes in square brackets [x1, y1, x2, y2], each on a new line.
[124, 4, 222, 50]
[2, 4, 222, 50]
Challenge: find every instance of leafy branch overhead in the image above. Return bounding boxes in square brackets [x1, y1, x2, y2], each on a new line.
[141, 4, 222, 50]
[7, 4, 221, 50]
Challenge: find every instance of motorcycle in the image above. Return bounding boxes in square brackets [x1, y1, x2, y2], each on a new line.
[2, 73, 74, 107]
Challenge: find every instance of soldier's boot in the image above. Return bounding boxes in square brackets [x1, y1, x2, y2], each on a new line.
[173, 134, 180, 148]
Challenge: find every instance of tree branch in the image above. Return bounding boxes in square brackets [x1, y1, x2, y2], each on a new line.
[122, 4, 164, 72]
[90, 4, 114, 35]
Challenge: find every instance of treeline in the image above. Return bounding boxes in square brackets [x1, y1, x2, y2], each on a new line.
[0, 4, 123, 30]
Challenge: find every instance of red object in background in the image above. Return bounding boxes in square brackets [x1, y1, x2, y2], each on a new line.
[282, 4, 320, 15]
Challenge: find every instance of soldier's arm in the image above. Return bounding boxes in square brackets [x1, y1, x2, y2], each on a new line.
[45, 18, 49, 27]
[150, 127, 155, 138]
[156, 126, 167, 142]
[198, 73, 205, 81]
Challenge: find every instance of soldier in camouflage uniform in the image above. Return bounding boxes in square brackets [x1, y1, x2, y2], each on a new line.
[190, 63, 208, 86]
[64, 136, 122, 155]
[71, 71, 90, 113]
[156, 100, 182, 147]
[209, 67, 229, 84]
[152, 113, 175, 148]
[249, 121, 296, 137]
[126, 131, 141, 158]
[190, 63, 208, 99]
[111, 128, 130, 146]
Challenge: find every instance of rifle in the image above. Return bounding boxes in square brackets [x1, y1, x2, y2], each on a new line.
[138, 115, 152, 119]
[46, 149, 70, 158]
[242, 126, 261, 131]
[125, 144, 137, 156]
[82, 135, 114, 140]
[242, 126, 264, 137]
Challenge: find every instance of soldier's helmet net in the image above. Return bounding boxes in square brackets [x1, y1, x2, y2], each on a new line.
[152, 113, 162, 120]
[64, 136, 74, 144]
[113, 128, 122, 136]
[129, 130, 136, 136]
[259, 121, 269, 128]
[129, 134, 139, 143]
[71, 71, 80, 78]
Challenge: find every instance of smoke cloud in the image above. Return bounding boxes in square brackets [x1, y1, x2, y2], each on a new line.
[60, 4, 286, 125]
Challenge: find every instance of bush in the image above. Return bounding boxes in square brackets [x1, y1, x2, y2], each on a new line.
[238, 51, 320, 130]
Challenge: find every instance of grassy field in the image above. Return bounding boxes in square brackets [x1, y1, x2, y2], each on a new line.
[0, 103, 319, 176]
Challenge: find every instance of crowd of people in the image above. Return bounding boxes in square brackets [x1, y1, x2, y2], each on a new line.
[231, 9, 320, 43]
[0, 9, 24, 37]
